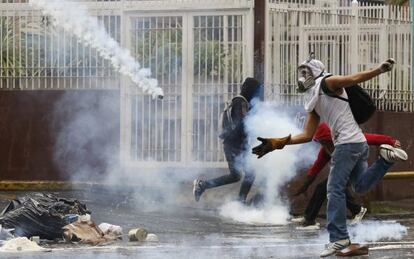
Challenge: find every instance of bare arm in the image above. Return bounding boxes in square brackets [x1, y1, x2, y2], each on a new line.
[251, 111, 320, 158]
[288, 110, 320, 145]
[325, 68, 381, 92]
[325, 58, 395, 92]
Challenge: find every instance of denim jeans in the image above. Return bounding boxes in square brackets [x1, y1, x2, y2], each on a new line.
[204, 144, 255, 202]
[327, 142, 392, 242]
[304, 178, 361, 223]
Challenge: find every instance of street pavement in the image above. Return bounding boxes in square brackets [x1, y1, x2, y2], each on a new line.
[0, 190, 413, 258]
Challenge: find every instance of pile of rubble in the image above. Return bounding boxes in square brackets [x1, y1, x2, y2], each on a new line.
[0, 193, 157, 252]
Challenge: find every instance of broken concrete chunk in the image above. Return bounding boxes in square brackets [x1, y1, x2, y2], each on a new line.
[128, 228, 148, 242]
[29, 236, 40, 244]
[98, 223, 122, 237]
[0, 237, 50, 252]
[63, 220, 118, 245]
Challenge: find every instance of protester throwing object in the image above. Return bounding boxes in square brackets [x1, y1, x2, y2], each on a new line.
[252, 55, 407, 257]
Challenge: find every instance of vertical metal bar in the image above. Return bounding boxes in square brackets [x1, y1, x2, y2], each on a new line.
[167, 16, 172, 162]
[182, 14, 191, 164]
[154, 17, 159, 160]
[161, 17, 165, 162]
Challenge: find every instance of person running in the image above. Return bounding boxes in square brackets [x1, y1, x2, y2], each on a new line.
[292, 123, 401, 228]
[193, 77, 263, 203]
[252, 56, 407, 257]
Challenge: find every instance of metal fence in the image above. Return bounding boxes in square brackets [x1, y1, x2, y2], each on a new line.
[0, 4, 121, 89]
[0, 0, 413, 167]
[266, 0, 413, 112]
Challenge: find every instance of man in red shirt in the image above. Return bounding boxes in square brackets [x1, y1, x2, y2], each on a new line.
[292, 123, 400, 228]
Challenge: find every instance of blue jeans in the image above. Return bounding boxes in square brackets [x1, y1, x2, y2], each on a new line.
[327, 142, 393, 242]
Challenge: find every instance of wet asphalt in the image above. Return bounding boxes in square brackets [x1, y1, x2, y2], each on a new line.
[0, 189, 413, 258]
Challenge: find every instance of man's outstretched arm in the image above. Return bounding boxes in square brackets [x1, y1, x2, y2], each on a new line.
[252, 111, 320, 158]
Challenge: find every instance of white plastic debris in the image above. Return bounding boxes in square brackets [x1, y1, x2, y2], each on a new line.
[98, 223, 122, 236]
[145, 233, 159, 242]
[0, 237, 49, 252]
[0, 225, 14, 240]
[79, 214, 91, 222]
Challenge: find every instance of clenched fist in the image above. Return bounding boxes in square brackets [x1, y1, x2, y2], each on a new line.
[378, 58, 395, 73]
[252, 135, 291, 158]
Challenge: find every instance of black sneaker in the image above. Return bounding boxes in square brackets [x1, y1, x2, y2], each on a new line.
[193, 179, 205, 202]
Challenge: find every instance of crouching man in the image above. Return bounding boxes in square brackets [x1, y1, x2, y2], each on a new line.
[252, 56, 407, 257]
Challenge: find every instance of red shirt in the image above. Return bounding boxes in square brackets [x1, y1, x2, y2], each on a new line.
[308, 123, 396, 177]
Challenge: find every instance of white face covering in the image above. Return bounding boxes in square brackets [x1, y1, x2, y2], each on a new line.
[297, 65, 316, 92]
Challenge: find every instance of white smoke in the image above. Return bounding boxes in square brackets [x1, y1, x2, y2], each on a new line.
[219, 201, 290, 225]
[29, 0, 163, 99]
[349, 220, 408, 243]
[316, 220, 408, 243]
[219, 100, 316, 224]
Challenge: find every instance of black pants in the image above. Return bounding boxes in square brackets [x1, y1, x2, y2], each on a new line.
[204, 144, 255, 202]
[304, 178, 361, 222]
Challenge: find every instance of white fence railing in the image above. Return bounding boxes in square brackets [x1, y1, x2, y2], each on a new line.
[266, 0, 413, 112]
[0, 0, 254, 167]
[0, 0, 412, 167]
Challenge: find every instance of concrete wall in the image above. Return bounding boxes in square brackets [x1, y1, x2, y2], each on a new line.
[0, 90, 120, 181]
[0, 90, 412, 203]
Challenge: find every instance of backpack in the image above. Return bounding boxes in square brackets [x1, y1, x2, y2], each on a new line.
[219, 95, 249, 140]
[320, 75, 376, 124]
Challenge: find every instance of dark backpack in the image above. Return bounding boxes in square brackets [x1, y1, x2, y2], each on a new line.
[219, 95, 249, 139]
[321, 75, 376, 124]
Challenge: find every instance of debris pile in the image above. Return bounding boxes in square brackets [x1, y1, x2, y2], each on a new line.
[0, 192, 158, 253]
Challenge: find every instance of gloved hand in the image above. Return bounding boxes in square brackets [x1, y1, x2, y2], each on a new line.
[252, 135, 291, 158]
[294, 175, 316, 196]
[378, 58, 395, 73]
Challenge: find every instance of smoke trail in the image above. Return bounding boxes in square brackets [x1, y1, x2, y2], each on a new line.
[219, 101, 317, 224]
[29, 0, 163, 99]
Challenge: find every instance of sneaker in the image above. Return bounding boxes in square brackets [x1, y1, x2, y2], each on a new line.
[350, 207, 367, 225]
[290, 216, 305, 223]
[296, 222, 320, 230]
[295, 219, 320, 230]
[320, 239, 351, 257]
[380, 144, 408, 163]
[193, 179, 205, 202]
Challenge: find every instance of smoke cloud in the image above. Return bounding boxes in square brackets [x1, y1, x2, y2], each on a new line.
[29, 0, 163, 98]
[219, 100, 317, 224]
[316, 220, 408, 243]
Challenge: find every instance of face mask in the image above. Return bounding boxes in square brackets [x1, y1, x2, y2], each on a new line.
[297, 65, 315, 92]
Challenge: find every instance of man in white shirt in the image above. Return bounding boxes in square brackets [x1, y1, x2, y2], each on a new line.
[252, 56, 408, 257]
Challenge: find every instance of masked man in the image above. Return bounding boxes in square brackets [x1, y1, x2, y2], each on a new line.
[193, 78, 263, 203]
[252, 56, 407, 257]
[292, 123, 401, 229]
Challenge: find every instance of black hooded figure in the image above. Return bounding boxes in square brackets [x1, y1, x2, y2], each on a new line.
[193, 77, 263, 203]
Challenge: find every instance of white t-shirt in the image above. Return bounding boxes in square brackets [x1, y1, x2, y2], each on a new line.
[304, 76, 366, 146]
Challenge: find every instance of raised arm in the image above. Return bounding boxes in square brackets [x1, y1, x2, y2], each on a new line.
[325, 58, 394, 92]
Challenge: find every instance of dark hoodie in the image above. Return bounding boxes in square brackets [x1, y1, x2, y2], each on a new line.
[223, 77, 262, 149]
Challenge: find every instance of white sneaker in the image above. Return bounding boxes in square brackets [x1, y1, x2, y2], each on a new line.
[290, 217, 305, 223]
[380, 144, 408, 163]
[320, 239, 351, 257]
[296, 222, 320, 230]
[350, 207, 367, 225]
